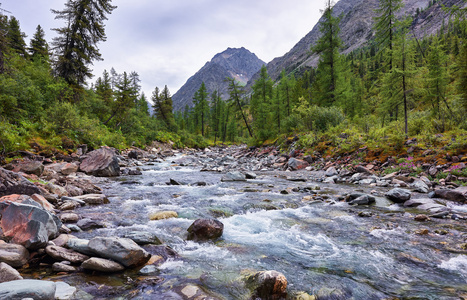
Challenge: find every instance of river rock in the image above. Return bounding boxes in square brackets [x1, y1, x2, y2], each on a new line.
[45, 183, 68, 197]
[46, 162, 79, 176]
[174, 284, 219, 300]
[149, 211, 178, 221]
[79, 147, 120, 177]
[67, 238, 94, 256]
[245, 172, 257, 179]
[0, 167, 42, 196]
[73, 194, 109, 205]
[385, 188, 411, 203]
[0, 201, 60, 249]
[76, 218, 106, 231]
[404, 198, 437, 208]
[434, 186, 467, 203]
[411, 179, 429, 193]
[325, 166, 338, 177]
[50, 234, 74, 247]
[52, 262, 78, 273]
[187, 219, 224, 241]
[348, 194, 375, 205]
[87, 237, 151, 268]
[144, 244, 180, 260]
[221, 171, 246, 182]
[30, 193, 54, 211]
[45, 245, 89, 264]
[0, 279, 56, 300]
[0, 243, 30, 267]
[81, 257, 125, 273]
[247, 270, 288, 300]
[288, 158, 309, 171]
[0, 262, 23, 283]
[60, 213, 79, 223]
[55, 281, 77, 300]
[125, 231, 162, 245]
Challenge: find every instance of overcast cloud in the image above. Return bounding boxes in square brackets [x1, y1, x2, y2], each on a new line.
[2, 0, 322, 99]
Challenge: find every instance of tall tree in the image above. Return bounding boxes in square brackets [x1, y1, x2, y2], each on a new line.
[0, 12, 8, 73]
[104, 71, 136, 126]
[311, 0, 342, 105]
[52, 0, 116, 89]
[7, 16, 27, 56]
[250, 66, 273, 139]
[152, 85, 176, 131]
[228, 77, 253, 138]
[29, 25, 49, 59]
[193, 82, 209, 136]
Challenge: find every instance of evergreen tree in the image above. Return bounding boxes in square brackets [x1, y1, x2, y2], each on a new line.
[52, 0, 116, 89]
[250, 66, 273, 139]
[104, 71, 136, 126]
[228, 77, 253, 138]
[29, 25, 49, 59]
[95, 69, 113, 105]
[209, 90, 223, 142]
[0, 13, 8, 73]
[311, 0, 342, 105]
[7, 16, 27, 56]
[193, 82, 209, 136]
[152, 85, 176, 131]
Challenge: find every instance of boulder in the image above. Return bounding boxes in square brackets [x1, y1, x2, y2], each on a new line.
[67, 238, 94, 256]
[221, 171, 246, 182]
[347, 194, 375, 205]
[87, 237, 151, 268]
[0, 243, 29, 267]
[0, 262, 23, 283]
[76, 218, 106, 231]
[73, 194, 109, 205]
[54, 281, 77, 300]
[30, 194, 55, 211]
[45, 245, 89, 264]
[0, 279, 56, 300]
[45, 162, 78, 176]
[434, 186, 467, 203]
[0, 201, 61, 249]
[187, 219, 224, 241]
[288, 158, 309, 171]
[385, 188, 411, 203]
[246, 270, 288, 300]
[325, 166, 338, 177]
[19, 161, 44, 176]
[149, 211, 178, 221]
[124, 231, 162, 245]
[0, 167, 42, 197]
[411, 179, 429, 193]
[79, 147, 120, 177]
[81, 257, 125, 273]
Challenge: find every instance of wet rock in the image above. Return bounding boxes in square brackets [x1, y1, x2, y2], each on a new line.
[0, 201, 60, 249]
[66, 224, 82, 232]
[73, 194, 109, 205]
[293, 291, 316, 300]
[187, 219, 224, 241]
[144, 245, 180, 261]
[52, 262, 78, 273]
[358, 211, 373, 217]
[139, 264, 159, 275]
[0, 262, 23, 283]
[0, 279, 56, 300]
[128, 169, 142, 176]
[347, 194, 375, 205]
[0, 167, 42, 196]
[316, 287, 351, 300]
[288, 158, 309, 171]
[87, 237, 151, 268]
[404, 198, 437, 208]
[76, 218, 106, 231]
[385, 188, 411, 203]
[246, 270, 288, 300]
[79, 147, 120, 177]
[323, 176, 337, 184]
[434, 186, 467, 203]
[81, 257, 125, 273]
[45, 245, 89, 264]
[174, 284, 220, 300]
[411, 179, 429, 193]
[325, 166, 338, 177]
[0, 243, 29, 268]
[55, 281, 77, 300]
[169, 178, 186, 185]
[125, 231, 162, 245]
[414, 214, 430, 222]
[245, 172, 257, 179]
[221, 171, 246, 182]
[67, 238, 94, 256]
[149, 211, 178, 221]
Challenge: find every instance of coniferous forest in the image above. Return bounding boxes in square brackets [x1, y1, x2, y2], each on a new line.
[0, 0, 466, 163]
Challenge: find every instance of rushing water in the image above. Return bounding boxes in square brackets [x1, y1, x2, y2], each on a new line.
[42, 154, 467, 299]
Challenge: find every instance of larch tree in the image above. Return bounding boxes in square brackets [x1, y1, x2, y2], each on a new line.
[29, 25, 49, 59]
[51, 0, 116, 90]
[250, 66, 273, 139]
[193, 82, 209, 136]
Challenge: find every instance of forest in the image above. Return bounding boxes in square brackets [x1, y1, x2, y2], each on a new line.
[0, 0, 466, 163]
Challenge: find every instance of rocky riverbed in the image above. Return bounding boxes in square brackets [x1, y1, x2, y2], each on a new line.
[0, 144, 466, 299]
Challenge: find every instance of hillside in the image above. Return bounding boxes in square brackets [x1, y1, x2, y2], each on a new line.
[172, 47, 265, 111]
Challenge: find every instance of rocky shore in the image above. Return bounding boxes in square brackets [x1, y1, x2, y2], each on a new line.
[0, 143, 466, 299]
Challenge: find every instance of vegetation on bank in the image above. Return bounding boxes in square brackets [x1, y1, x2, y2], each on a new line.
[0, 0, 466, 167]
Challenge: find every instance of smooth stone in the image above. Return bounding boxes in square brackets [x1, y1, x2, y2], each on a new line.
[187, 219, 224, 241]
[76, 218, 106, 231]
[221, 171, 246, 182]
[81, 257, 125, 273]
[149, 211, 178, 221]
[45, 245, 89, 264]
[139, 265, 159, 275]
[60, 213, 79, 223]
[87, 237, 150, 268]
[73, 194, 109, 205]
[55, 281, 77, 300]
[67, 238, 94, 256]
[125, 231, 162, 245]
[0, 262, 23, 283]
[0, 243, 29, 267]
[52, 262, 78, 273]
[0, 279, 56, 300]
[79, 147, 120, 177]
[385, 188, 411, 203]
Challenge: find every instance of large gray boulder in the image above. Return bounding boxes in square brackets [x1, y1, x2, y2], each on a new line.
[0, 201, 61, 249]
[0, 279, 56, 300]
[434, 186, 467, 203]
[0, 242, 29, 267]
[0, 167, 42, 197]
[385, 188, 411, 203]
[87, 237, 150, 268]
[79, 147, 120, 177]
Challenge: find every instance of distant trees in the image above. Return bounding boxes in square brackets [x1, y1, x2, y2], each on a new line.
[29, 25, 49, 59]
[193, 82, 209, 136]
[251, 65, 273, 140]
[152, 85, 176, 131]
[52, 0, 116, 91]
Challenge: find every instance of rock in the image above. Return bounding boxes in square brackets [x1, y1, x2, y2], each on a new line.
[349, 195, 375, 205]
[79, 147, 120, 177]
[359, 178, 376, 185]
[288, 158, 309, 171]
[247, 270, 288, 300]
[125, 231, 162, 245]
[323, 176, 337, 184]
[149, 211, 178, 221]
[73, 194, 109, 205]
[139, 265, 159, 275]
[169, 178, 186, 185]
[0, 262, 23, 283]
[411, 179, 429, 193]
[0, 243, 29, 267]
[45, 245, 89, 264]
[221, 171, 246, 182]
[87, 237, 151, 268]
[187, 219, 224, 241]
[19, 161, 44, 176]
[325, 166, 338, 177]
[429, 166, 438, 176]
[434, 186, 467, 203]
[52, 262, 78, 273]
[67, 238, 94, 256]
[244, 172, 257, 179]
[54, 281, 77, 300]
[50, 234, 73, 247]
[46, 162, 78, 176]
[30, 194, 54, 211]
[385, 188, 411, 203]
[0, 279, 56, 300]
[60, 213, 79, 223]
[81, 257, 125, 273]
[0, 167, 42, 197]
[59, 201, 81, 211]
[0, 201, 60, 249]
[128, 149, 143, 159]
[404, 198, 437, 208]
[45, 183, 67, 197]
[76, 218, 106, 231]
[174, 284, 219, 300]
[144, 245, 180, 261]
[414, 214, 430, 222]
[128, 169, 142, 176]
[355, 165, 371, 174]
[392, 179, 408, 187]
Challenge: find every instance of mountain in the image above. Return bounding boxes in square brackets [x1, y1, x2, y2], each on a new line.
[246, 0, 465, 87]
[172, 47, 265, 111]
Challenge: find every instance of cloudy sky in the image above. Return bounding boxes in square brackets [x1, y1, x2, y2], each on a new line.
[3, 0, 322, 98]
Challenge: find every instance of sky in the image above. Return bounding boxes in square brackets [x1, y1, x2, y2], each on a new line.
[2, 0, 322, 99]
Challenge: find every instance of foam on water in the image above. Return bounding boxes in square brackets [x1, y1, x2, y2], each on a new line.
[439, 255, 467, 278]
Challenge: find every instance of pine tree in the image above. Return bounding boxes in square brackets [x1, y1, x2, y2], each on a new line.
[193, 82, 209, 136]
[250, 66, 273, 139]
[311, 0, 342, 105]
[153, 85, 176, 131]
[29, 25, 49, 59]
[52, 0, 116, 89]
[7, 16, 27, 56]
[104, 71, 136, 126]
[95, 69, 113, 106]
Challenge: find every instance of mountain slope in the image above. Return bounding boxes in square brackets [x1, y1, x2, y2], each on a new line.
[172, 47, 265, 111]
